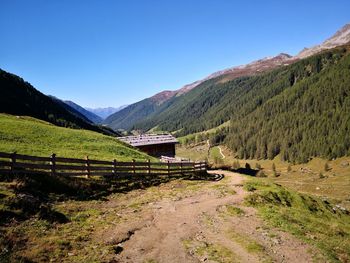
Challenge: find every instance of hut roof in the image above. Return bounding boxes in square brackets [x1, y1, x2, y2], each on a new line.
[119, 134, 179, 147]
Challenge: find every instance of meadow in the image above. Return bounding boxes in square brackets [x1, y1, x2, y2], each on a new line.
[0, 114, 154, 162]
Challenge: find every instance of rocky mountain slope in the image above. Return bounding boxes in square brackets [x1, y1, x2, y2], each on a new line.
[297, 23, 350, 58]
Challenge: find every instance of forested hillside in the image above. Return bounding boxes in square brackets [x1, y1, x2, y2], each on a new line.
[104, 54, 294, 131]
[103, 96, 169, 130]
[135, 46, 350, 163]
[0, 69, 116, 136]
[225, 47, 350, 163]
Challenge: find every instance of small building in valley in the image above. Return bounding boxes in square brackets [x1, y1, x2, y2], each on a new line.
[119, 134, 179, 158]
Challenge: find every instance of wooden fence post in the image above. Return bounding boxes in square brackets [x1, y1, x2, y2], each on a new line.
[132, 159, 135, 174]
[11, 152, 17, 173]
[180, 161, 183, 174]
[193, 162, 196, 172]
[167, 160, 170, 175]
[113, 159, 117, 176]
[85, 156, 90, 178]
[148, 159, 151, 174]
[51, 153, 56, 176]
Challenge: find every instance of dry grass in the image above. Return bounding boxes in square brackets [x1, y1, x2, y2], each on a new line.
[177, 143, 350, 209]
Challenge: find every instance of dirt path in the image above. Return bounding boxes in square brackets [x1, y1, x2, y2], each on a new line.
[218, 146, 226, 159]
[100, 170, 320, 263]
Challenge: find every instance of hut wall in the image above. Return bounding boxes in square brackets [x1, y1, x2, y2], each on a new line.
[137, 143, 176, 158]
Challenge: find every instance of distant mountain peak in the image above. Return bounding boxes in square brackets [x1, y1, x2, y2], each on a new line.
[86, 105, 128, 119]
[297, 23, 350, 58]
[277, 53, 293, 58]
[150, 90, 177, 104]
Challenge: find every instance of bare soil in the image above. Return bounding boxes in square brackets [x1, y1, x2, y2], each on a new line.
[97, 170, 322, 263]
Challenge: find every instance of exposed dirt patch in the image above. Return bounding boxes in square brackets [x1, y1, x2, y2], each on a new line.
[1, 171, 324, 262]
[96, 170, 321, 263]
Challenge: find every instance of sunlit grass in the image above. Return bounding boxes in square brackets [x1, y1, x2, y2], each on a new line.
[0, 114, 154, 161]
[244, 179, 350, 262]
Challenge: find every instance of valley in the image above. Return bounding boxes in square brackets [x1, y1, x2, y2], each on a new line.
[0, 15, 350, 263]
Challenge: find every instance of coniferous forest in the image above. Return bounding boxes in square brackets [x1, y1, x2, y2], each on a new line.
[133, 46, 350, 163]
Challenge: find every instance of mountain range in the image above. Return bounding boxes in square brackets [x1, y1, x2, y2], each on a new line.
[103, 23, 350, 132]
[86, 106, 128, 119]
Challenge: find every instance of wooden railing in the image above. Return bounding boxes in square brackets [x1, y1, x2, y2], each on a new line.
[0, 152, 207, 178]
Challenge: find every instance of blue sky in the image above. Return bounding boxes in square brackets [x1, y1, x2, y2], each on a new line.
[1, 0, 349, 108]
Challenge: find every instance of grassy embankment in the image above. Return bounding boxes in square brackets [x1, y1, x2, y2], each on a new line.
[0, 113, 154, 161]
[0, 114, 201, 262]
[244, 179, 350, 262]
[178, 138, 350, 261]
[177, 141, 350, 207]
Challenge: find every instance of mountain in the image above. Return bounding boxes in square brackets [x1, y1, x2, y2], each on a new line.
[48, 96, 96, 124]
[103, 95, 165, 130]
[63, 100, 103, 124]
[104, 23, 350, 133]
[297, 23, 350, 58]
[130, 53, 308, 134]
[104, 53, 295, 130]
[141, 45, 350, 163]
[0, 68, 118, 136]
[86, 106, 128, 119]
[224, 46, 350, 163]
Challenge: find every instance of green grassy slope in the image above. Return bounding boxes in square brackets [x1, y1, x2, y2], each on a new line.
[245, 180, 350, 262]
[0, 114, 153, 161]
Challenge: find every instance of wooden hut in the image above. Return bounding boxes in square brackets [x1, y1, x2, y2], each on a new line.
[119, 134, 179, 158]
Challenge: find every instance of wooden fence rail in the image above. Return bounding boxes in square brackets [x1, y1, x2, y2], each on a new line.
[0, 151, 207, 178]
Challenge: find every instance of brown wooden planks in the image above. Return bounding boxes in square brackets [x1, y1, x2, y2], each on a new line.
[0, 151, 207, 177]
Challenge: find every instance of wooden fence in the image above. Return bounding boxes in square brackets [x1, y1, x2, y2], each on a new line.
[0, 152, 207, 178]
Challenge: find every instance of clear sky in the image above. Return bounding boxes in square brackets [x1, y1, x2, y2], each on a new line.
[1, 0, 349, 108]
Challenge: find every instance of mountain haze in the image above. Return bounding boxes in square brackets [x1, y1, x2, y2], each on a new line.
[63, 100, 103, 124]
[86, 106, 128, 119]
